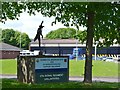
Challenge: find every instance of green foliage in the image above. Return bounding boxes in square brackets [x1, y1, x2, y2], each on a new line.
[1, 29, 31, 49]
[1, 2, 26, 22]
[1, 2, 120, 46]
[46, 28, 77, 39]
[2, 29, 16, 46]
[0, 28, 2, 42]
[21, 33, 31, 49]
[46, 28, 87, 41]
[77, 30, 87, 43]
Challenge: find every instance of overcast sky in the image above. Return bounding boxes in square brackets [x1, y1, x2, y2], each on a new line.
[0, 12, 86, 39]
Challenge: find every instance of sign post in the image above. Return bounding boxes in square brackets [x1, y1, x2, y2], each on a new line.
[17, 56, 69, 84]
[35, 57, 69, 83]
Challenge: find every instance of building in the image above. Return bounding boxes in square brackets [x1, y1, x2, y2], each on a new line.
[0, 42, 21, 59]
[29, 39, 120, 56]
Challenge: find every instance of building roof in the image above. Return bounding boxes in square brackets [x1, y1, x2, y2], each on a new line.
[30, 39, 86, 47]
[30, 39, 120, 47]
[0, 42, 21, 51]
[30, 39, 81, 44]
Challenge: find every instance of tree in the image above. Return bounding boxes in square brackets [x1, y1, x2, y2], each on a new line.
[21, 33, 31, 49]
[0, 28, 3, 42]
[46, 28, 78, 39]
[77, 30, 87, 43]
[1, 2, 120, 83]
[2, 29, 16, 46]
[1, 29, 31, 49]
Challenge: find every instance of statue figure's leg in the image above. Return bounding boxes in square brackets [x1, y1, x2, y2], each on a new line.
[38, 36, 40, 47]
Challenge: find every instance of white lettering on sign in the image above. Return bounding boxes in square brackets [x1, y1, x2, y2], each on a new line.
[39, 73, 64, 81]
[35, 58, 68, 69]
[44, 77, 59, 81]
[53, 74, 63, 77]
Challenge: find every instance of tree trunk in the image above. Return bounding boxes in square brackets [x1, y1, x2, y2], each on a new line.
[83, 10, 94, 83]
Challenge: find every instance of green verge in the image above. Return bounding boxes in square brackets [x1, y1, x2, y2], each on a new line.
[0, 59, 119, 77]
[0, 59, 17, 75]
[70, 60, 118, 77]
[2, 79, 120, 89]
[0, 59, 2, 90]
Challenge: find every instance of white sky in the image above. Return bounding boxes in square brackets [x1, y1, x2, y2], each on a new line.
[0, 12, 86, 39]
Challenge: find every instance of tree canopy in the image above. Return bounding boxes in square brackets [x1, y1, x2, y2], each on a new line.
[1, 29, 31, 49]
[46, 28, 84, 39]
[1, 2, 120, 46]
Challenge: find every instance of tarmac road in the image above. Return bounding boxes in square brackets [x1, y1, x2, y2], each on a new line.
[69, 76, 119, 82]
[0, 74, 119, 82]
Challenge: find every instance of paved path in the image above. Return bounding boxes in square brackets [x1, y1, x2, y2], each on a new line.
[0, 74, 17, 79]
[69, 76, 119, 82]
[0, 75, 119, 82]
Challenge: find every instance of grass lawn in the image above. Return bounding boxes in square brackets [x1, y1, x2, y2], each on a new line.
[0, 59, 119, 77]
[1, 79, 120, 89]
[0, 59, 17, 75]
[70, 60, 118, 77]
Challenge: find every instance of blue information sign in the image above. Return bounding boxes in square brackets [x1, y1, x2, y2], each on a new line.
[35, 57, 69, 83]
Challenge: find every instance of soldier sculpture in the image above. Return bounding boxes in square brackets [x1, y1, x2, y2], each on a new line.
[34, 21, 44, 47]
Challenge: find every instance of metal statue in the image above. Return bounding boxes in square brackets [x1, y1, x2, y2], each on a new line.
[34, 21, 44, 47]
